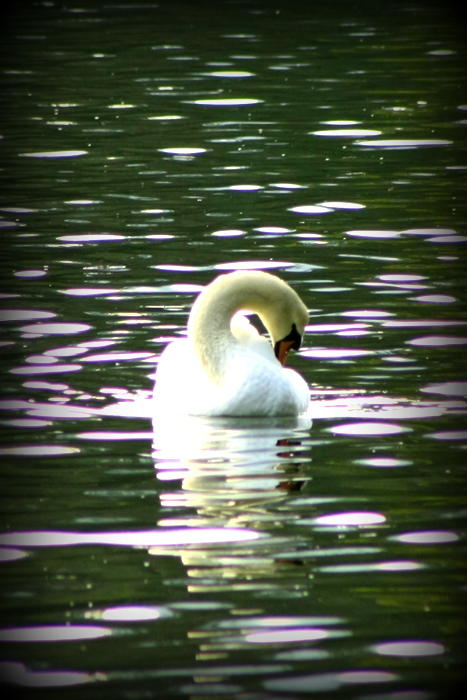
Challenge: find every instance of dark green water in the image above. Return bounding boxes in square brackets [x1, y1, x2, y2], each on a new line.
[1, 1, 466, 698]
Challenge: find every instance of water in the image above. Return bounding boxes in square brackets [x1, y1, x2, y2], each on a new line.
[1, 0, 466, 697]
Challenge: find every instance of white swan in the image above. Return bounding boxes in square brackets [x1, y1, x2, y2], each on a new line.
[153, 270, 310, 417]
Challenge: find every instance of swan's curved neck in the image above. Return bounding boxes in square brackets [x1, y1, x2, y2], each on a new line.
[186, 271, 307, 382]
[188, 276, 261, 381]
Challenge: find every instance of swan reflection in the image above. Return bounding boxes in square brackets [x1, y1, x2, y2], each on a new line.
[151, 413, 312, 591]
[153, 413, 312, 520]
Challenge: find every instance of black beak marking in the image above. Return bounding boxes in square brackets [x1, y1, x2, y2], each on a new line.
[274, 323, 302, 361]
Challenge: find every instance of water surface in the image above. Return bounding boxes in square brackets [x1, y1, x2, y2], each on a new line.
[1, 1, 466, 698]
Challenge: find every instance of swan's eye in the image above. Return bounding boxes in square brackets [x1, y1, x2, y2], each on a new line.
[281, 323, 301, 350]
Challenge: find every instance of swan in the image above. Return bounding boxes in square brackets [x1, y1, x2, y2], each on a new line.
[153, 270, 310, 417]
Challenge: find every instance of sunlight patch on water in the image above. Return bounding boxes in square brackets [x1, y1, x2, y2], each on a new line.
[0, 309, 56, 321]
[270, 182, 306, 189]
[356, 457, 411, 468]
[426, 430, 467, 441]
[311, 128, 382, 137]
[60, 287, 119, 296]
[254, 226, 292, 233]
[420, 381, 467, 397]
[245, 628, 329, 644]
[96, 605, 171, 622]
[228, 184, 263, 191]
[316, 201, 365, 210]
[395, 530, 459, 544]
[407, 335, 467, 347]
[0, 444, 79, 457]
[345, 229, 400, 239]
[412, 294, 456, 304]
[80, 351, 154, 363]
[265, 669, 396, 693]
[211, 228, 246, 237]
[301, 348, 372, 359]
[355, 139, 452, 148]
[0, 528, 262, 549]
[76, 430, 152, 440]
[403, 227, 457, 236]
[0, 625, 112, 643]
[0, 661, 101, 688]
[13, 269, 48, 279]
[0, 547, 28, 562]
[189, 98, 263, 106]
[341, 309, 393, 318]
[289, 204, 333, 214]
[18, 322, 91, 335]
[327, 422, 409, 436]
[318, 560, 422, 573]
[57, 233, 124, 243]
[19, 150, 88, 158]
[215, 260, 294, 271]
[159, 147, 207, 156]
[372, 641, 445, 657]
[10, 363, 82, 375]
[312, 512, 386, 527]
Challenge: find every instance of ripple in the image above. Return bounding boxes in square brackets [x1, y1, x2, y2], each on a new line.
[80, 351, 154, 363]
[327, 422, 409, 436]
[245, 628, 329, 644]
[289, 204, 333, 214]
[207, 70, 254, 78]
[372, 640, 445, 657]
[13, 269, 48, 279]
[265, 669, 395, 693]
[211, 228, 246, 237]
[18, 322, 91, 336]
[0, 445, 79, 457]
[407, 335, 467, 347]
[345, 229, 400, 239]
[395, 530, 459, 544]
[379, 274, 426, 282]
[270, 182, 306, 189]
[403, 227, 457, 236]
[158, 147, 207, 155]
[0, 625, 112, 642]
[215, 260, 294, 271]
[311, 128, 382, 137]
[57, 233, 124, 243]
[189, 97, 263, 106]
[254, 225, 291, 233]
[0, 661, 99, 688]
[98, 605, 171, 622]
[19, 149, 88, 158]
[420, 381, 467, 397]
[357, 457, 411, 468]
[0, 527, 262, 548]
[412, 294, 456, 304]
[301, 348, 372, 359]
[228, 184, 263, 191]
[60, 287, 119, 297]
[354, 139, 452, 148]
[312, 511, 386, 527]
[316, 201, 365, 210]
[342, 309, 393, 318]
[0, 548, 28, 562]
[427, 430, 467, 441]
[0, 309, 56, 322]
[10, 364, 82, 376]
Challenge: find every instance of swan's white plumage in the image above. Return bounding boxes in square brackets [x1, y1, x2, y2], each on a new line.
[153, 270, 309, 417]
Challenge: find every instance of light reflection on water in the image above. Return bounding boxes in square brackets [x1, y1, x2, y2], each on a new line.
[1, 0, 466, 696]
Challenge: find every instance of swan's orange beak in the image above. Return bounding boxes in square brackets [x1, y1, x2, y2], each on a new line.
[275, 338, 296, 366]
[274, 324, 302, 366]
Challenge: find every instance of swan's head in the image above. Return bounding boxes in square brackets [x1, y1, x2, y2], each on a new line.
[188, 270, 309, 369]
